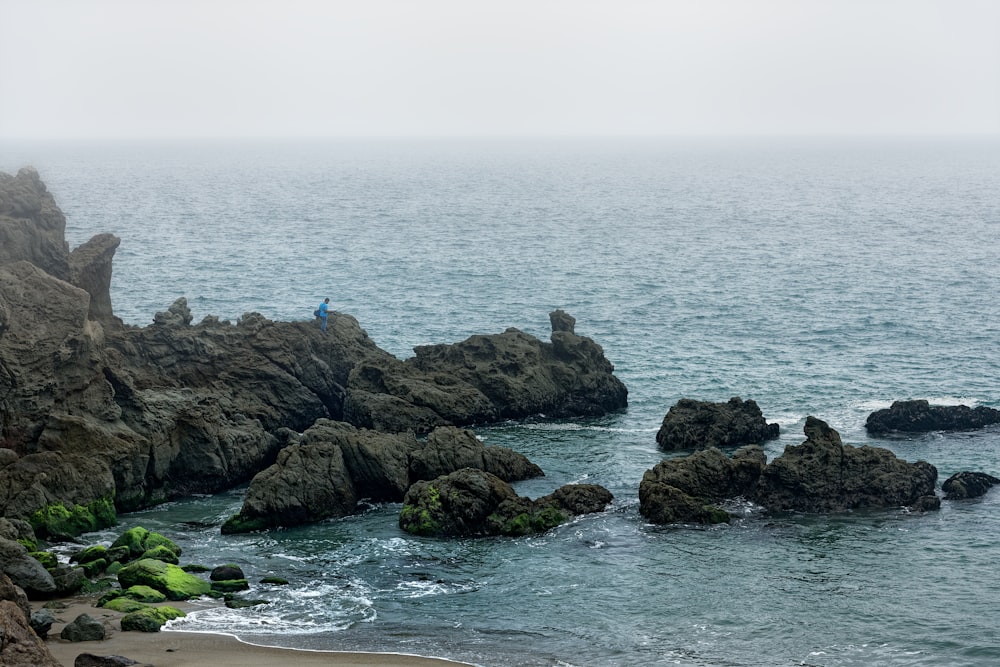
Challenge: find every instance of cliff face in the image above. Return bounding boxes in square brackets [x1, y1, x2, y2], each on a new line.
[0, 169, 629, 538]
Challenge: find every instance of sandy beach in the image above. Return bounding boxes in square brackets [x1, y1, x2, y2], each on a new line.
[37, 598, 472, 667]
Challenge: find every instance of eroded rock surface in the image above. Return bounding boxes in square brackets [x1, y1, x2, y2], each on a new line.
[656, 397, 779, 451]
[865, 399, 1000, 435]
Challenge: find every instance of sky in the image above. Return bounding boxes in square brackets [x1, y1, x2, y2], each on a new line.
[0, 0, 998, 139]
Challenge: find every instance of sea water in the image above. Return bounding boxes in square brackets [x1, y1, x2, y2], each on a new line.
[2, 137, 999, 666]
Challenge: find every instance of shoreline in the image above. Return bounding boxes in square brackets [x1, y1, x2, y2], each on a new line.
[37, 597, 475, 667]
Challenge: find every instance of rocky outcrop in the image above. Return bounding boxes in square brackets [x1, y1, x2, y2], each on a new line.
[399, 467, 613, 537]
[865, 400, 1000, 435]
[656, 397, 779, 451]
[756, 417, 938, 513]
[639, 446, 765, 524]
[941, 471, 1000, 500]
[0, 169, 628, 543]
[0, 167, 70, 281]
[347, 318, 628, 432]
[0, 538, 55, 596]
[223, 423, 544, 532]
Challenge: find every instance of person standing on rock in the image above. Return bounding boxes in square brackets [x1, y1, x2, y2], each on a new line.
[318, 297, 332, 332]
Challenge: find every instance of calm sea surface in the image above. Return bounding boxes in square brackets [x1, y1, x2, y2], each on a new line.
[2, 138, 999, 666]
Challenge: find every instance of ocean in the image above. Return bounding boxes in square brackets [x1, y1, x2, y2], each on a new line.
[2, 137, 999, 666]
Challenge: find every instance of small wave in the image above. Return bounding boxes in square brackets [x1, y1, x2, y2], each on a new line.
[517, 423, 659, 433]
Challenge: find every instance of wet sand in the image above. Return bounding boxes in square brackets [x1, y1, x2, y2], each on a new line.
[38, 598, 472, 667]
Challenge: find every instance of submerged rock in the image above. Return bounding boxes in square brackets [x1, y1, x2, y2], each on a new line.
[865, 399, 1000, 435]
[656, 397, 779, 451]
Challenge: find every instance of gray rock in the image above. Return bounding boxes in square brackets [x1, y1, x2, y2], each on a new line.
[30, 608, 55, 638]
[74, 654, 151, 667]
[755, 417, 938, 513]
[60, 613, 106, 642]
[942, 471, 1000, 500]
[0, 538, 56, 596]
[638, 446, 764, 525]
[210, 564, 245, 581]
[409, 426, 543, 484]
[656, 397, 779, 451]
[866, 399, 1000, 435]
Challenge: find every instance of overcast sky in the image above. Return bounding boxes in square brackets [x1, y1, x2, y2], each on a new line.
[1, 0, 998, 139]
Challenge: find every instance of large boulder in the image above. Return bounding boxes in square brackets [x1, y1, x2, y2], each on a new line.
[755, 417, 938, 513]
[0, 600, 61, 666]
[656, 397, 779, 451]
[302, 420, 418, 501]
[60, 613, 106, 642]
[865, 399, 1000, 435]
[399, 468, 613, 537]
[0, 538, 55, 596]
[222, 440, 358, 533]
[638, 446, 766, 524]
[941, 471, 1000, 500]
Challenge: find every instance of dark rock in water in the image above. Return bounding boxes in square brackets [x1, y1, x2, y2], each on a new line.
[656, 397, 779, 451]
[909, 495, 941, 512]
[401, 468, 518, 537]
[0, 599, 62, 666]
[755, 417, 938, 513]
[408, 425, 544, 484]
[638, 446, 766, 524]
[941, 471, 1000, 500]
[60, 613, 106, 641]
[399, 468, 613, 537]
[865, 399, 1000, 435]
[210, 564, 245, 581]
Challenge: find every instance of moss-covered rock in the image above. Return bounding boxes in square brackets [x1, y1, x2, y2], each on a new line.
[29, 551, 58, 569]
[260, 576, 289, 585]
[119, 606, 186, 632]
[181, 564, 211, 573]
[139, 545, 179, 564]
[111, 527, 181, 560]
[210, 579, 249, 593]
[29, 498, 117, 539]
[221, 514, 271, 534]
[81, 558, 108, 577]
[101, 597, 150, 613]
[118, 559, 210, 600]
[124, 585, 167, 603]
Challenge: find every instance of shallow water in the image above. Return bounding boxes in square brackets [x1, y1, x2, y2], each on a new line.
[4, 137, 999, 666]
